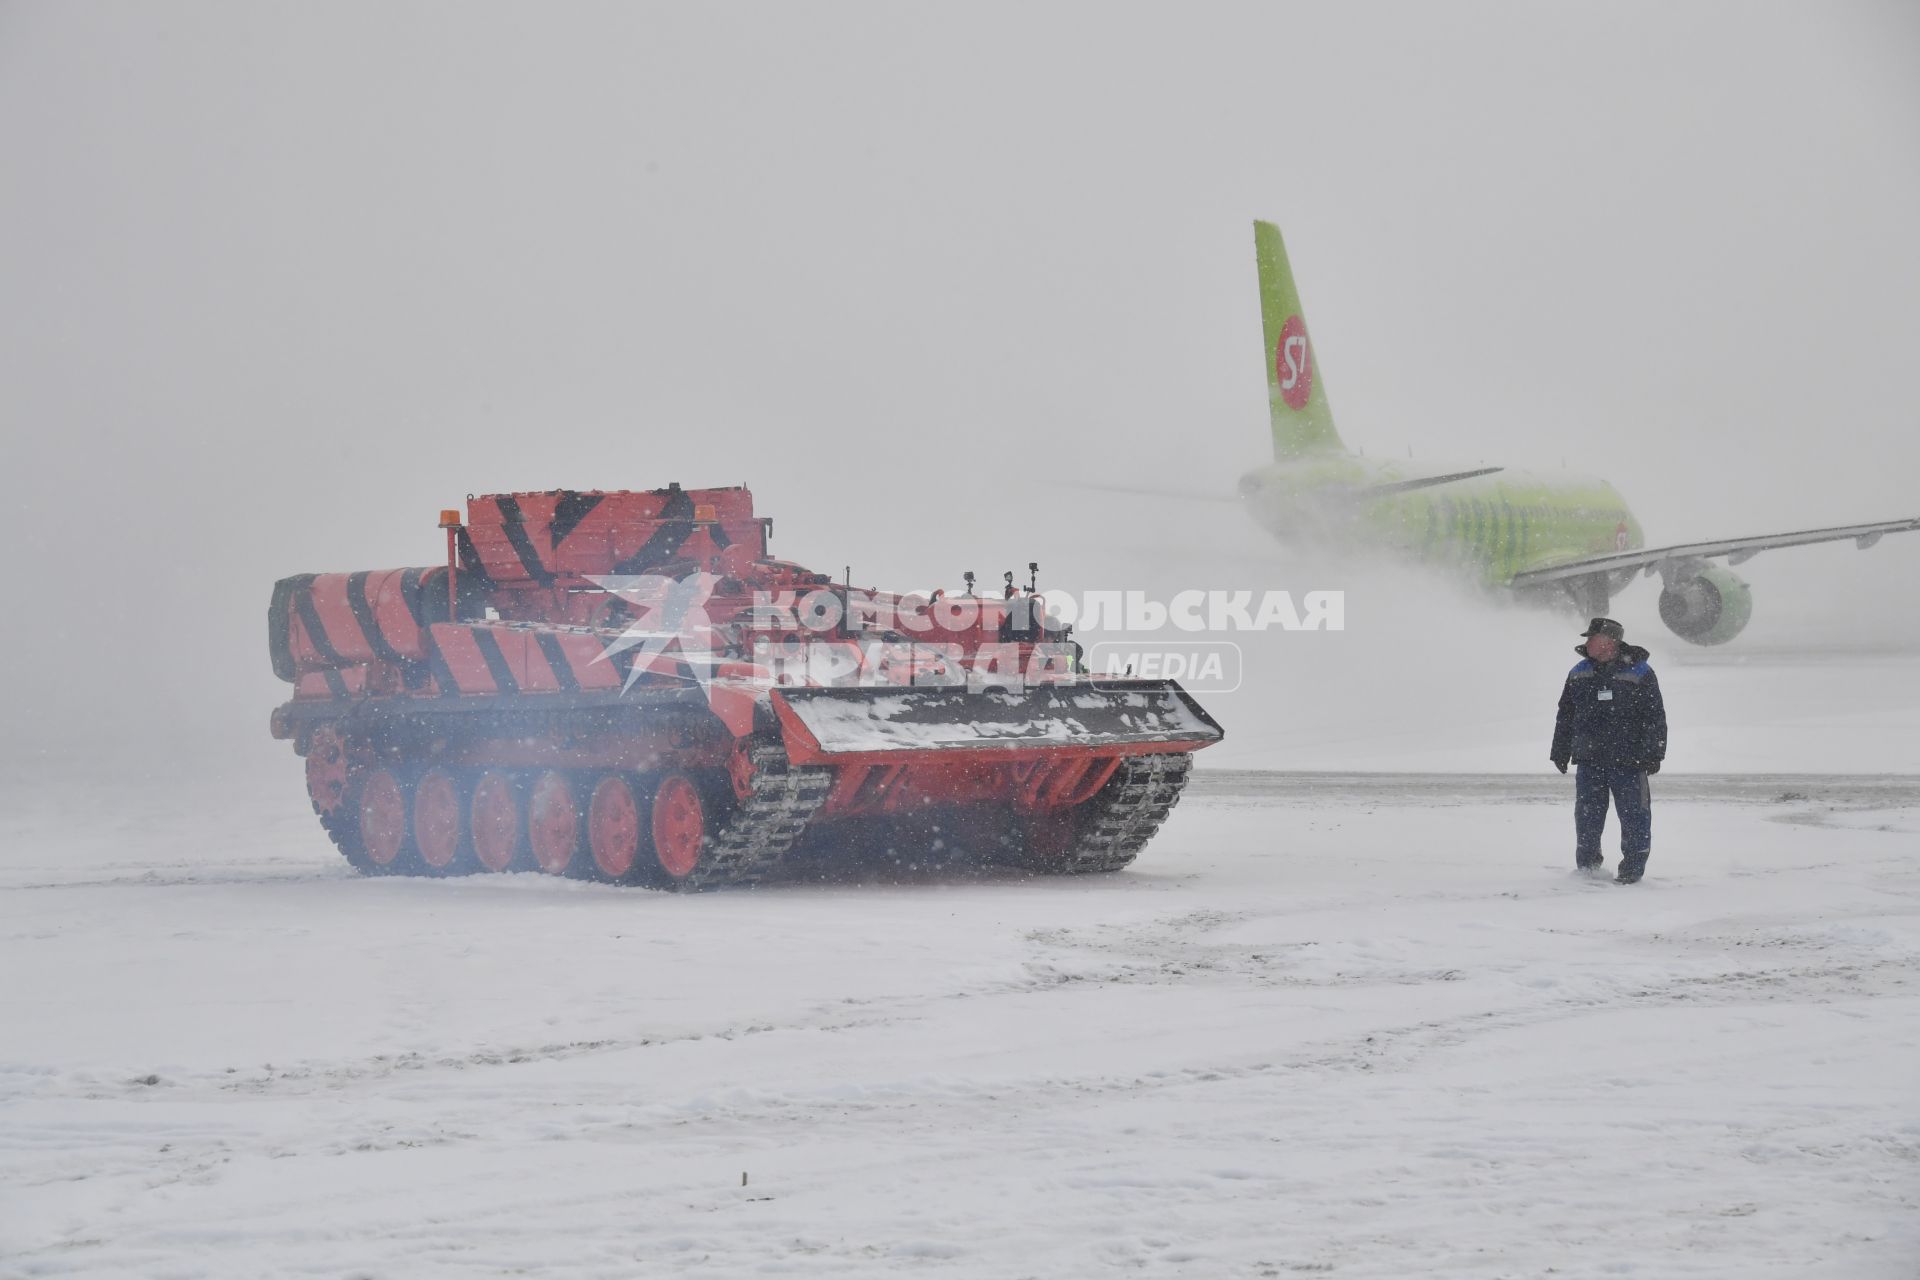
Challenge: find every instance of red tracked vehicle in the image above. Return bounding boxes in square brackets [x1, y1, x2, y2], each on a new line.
[268, 484, 1223, 889]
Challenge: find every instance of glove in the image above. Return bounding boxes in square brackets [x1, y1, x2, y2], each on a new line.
[1551, 756, 1569, 774]
[1645, 761, 1661, 775]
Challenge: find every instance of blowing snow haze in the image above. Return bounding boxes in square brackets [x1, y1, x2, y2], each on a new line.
[2, 2, 1917, 777]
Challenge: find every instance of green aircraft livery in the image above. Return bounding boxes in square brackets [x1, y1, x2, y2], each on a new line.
[1238, 220, 1920, 645]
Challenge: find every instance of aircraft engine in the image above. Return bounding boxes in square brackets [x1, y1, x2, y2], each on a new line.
[1658, 564, 1753, 646]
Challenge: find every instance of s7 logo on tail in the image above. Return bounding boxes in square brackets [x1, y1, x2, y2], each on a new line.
[1276, 314, 1314, 409]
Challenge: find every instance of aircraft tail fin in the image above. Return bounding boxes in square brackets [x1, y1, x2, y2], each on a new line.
[1255, 220, 1344, 457]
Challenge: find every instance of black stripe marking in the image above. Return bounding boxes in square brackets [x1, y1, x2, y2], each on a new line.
[422, 629, 462, 697]
[494, 496, 555, 585]
[321, 668, 349, 699]
[293, 588, 346, 665]
[549, 491, 605, 546]
[709, 520, 733, 550]
[400, 568, 427, 628]
[611, 487, 697, 574]
[471, 628, 519, 694]
[391, 569, 433, 688]
[599, 636, 638, 685]
[454, 527, 495, 589]
[346, 570, 406, 665]
[536, 632, 582, 692]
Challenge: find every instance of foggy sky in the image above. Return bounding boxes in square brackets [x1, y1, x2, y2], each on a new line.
[3, 2, 1917, 776]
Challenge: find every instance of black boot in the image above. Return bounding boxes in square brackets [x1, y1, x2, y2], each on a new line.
[1576, 851, 1603, 871]
[1615, 854, 1647, 885]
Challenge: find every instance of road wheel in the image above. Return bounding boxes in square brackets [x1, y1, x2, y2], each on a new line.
[470, 770, 525, 873]
[587, 773, 644, 882]
[413, 766, 472, 876]
[528, 770, 584, 876]
[649, 772, 708, 887]
[346, 765, 416, 875]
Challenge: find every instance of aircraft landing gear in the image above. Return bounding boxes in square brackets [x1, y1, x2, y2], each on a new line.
[1564, 575, 1610, 618]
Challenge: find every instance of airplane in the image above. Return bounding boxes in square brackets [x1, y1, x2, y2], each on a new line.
[1234, 220, 1920, 644]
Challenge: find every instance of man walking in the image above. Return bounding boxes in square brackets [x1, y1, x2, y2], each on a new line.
[1550, 617, 1667, 884]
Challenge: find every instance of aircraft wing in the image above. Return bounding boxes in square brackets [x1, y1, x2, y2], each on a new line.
[1087, 466, 1504, 507]
[1360, 466, 1503, 498]
[1508, 516, 1920, 587]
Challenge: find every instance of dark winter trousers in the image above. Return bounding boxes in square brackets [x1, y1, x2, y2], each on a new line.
[1574, 764, 1651, 869]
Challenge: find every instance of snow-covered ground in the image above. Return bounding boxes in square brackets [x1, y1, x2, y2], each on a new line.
[3, 765, 1916, 1277]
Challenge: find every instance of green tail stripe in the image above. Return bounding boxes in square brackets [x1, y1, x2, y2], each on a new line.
[1255, 220, 1343, 457]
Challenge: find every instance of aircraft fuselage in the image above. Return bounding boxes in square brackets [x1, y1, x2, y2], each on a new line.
[1237, 455, 1644, 589]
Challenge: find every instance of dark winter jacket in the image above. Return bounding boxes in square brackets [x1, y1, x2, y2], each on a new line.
[1550, 642, 1667, 768]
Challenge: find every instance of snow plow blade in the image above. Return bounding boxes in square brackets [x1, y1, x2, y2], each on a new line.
[768, 679, 1224, 764]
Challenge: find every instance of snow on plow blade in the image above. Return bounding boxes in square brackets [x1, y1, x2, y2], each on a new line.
[769, 679, 1224, 764]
